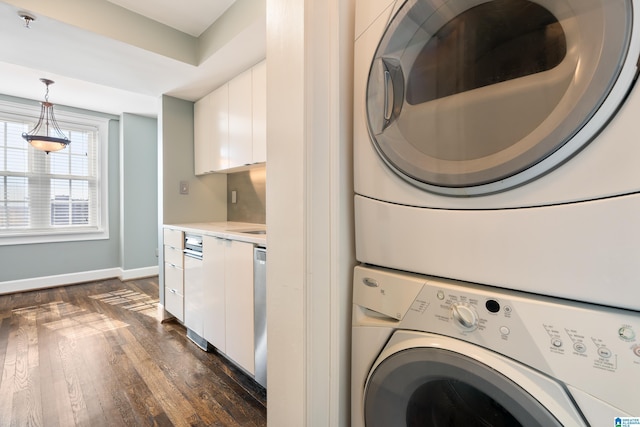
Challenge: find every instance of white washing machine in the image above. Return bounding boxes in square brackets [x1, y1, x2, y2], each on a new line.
[354, 0, 640, 310]
[352, 265, 640, 426]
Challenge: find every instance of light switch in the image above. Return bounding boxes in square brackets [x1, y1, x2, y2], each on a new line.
[231, 190, 237, 203]
[180, 181, 189, 195]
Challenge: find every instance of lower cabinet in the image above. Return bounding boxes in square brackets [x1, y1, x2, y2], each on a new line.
[164, 228, 184, 321]
[224, 239, 255, 375]
[202, 237, 255, 374]
[164, 263, 184, 321]
[203, 236, 226, 351]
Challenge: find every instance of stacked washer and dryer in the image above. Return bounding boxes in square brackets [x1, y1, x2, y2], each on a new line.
[352, 0, 640, 426]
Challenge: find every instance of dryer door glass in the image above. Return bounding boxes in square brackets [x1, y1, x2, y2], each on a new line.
[366, 0, 633, 194]
[364, 348, 564, 426]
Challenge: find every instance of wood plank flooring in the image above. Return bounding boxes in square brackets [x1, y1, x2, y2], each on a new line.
[0, 277, 266, 427]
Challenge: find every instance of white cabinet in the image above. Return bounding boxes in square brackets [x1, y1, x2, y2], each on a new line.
[224, 239, 255, 375]
[210, 85, 229, 171]
[194, 92, 213, 175]
[252, 60, 267, 164]
[195, 85, 229, 173]
[163, 228, 184, 321]
[228, 68, 253, 169]
[203, 236, 227, 351]
[193, 60, 266, 174]
[202, 237, 255, 374]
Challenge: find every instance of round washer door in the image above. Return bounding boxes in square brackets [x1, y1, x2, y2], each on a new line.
[367, 0, 636, 195]
[364, 346, 565, 426]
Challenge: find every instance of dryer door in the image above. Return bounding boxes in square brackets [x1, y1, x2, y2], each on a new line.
[367, 0, 635, 195]
[365, 346, 569, 426]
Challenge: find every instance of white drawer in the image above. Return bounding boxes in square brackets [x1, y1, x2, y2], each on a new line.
[164, 246, 183, 267]
[164, 262, 184, 295]
[165, 286, 184, 321]
[163, 228, 183, 249]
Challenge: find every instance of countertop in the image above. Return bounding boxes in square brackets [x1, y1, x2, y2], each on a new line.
[164, 221, 267, 246]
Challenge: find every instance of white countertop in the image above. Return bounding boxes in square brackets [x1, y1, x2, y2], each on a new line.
[164, 221, 267, 246]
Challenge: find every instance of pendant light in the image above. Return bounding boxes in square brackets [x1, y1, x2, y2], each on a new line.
[22, 78, 70, 154]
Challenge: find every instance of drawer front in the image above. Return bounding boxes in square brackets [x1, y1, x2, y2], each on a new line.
[164, 246, 183, 267]
[164, 228, 183, 249]
[165, 286, 184, 321]
[164, 263, 184, 295]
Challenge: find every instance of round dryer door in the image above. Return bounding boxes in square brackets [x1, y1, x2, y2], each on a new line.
[364, 347, 564, 426]
[366, 0, 635, 195]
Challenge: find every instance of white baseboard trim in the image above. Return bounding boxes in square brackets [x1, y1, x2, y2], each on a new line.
[0, 265, 160, 295]
[119, 265, 159, 281]
[0, 268, 121, 295]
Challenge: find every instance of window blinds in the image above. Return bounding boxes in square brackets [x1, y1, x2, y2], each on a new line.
[0, 114, 100, 236]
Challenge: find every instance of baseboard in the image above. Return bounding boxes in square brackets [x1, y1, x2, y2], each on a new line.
[0, 268, 121, 295]
[0, 265, 160, 295]
[119, 265, 159, 281]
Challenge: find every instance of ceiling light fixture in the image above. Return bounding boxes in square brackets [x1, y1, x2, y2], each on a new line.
[18, 11, 36, 29]
[22, 79, 71, 154]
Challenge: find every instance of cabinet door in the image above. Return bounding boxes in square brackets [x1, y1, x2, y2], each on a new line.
[252, 60, 267, 164]
[225, 240, 255, 374]
[211, 84, 229, 171]
[194, 93, 213, 175]
[228, 68, 253, 169]
[165, 286, 184, 321]
[203, 236, 227, 351]
[164, 263, 184, 321]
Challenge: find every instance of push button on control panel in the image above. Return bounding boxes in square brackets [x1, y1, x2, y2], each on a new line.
[573, 342, 587, 353]
[597, 347, 612, 358]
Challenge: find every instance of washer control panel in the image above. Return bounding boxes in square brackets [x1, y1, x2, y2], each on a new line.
[353, 265, 640, 417]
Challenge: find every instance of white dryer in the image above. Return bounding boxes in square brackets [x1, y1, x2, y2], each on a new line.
[352, 266, 640, 427]
[354, 0, 640, 310]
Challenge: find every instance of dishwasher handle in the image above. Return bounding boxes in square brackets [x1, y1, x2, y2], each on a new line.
[183, 249, 203, 260]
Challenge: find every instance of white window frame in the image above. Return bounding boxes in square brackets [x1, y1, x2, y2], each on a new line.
[0, 99, 110, 245]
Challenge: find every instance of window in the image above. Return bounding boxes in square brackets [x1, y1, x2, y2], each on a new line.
[0, 100, 109, 245]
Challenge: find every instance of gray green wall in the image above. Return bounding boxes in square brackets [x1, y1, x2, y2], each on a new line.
[0, 94, 161, 286]
[159, 95, 227, 226]
[121, 113, 159, 271]
[0, 94, 121, 282]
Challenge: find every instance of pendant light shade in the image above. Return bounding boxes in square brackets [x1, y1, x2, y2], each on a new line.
[22, 78, 70, 154]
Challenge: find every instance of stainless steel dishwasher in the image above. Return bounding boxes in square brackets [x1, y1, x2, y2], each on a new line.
[254, 246, 267, 388]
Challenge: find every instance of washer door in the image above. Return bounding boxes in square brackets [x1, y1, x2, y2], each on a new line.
[364, 347, 564, 426]
[367, 0, 635, 195]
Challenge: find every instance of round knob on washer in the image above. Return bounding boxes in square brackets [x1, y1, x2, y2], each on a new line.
[619, 326, 636, 341]
[451, 303, 478, 331]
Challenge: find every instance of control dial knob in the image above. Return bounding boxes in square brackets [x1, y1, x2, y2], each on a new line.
[451, 303, 479, 331]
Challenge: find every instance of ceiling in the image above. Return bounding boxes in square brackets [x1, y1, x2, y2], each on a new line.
[105, 0, 236, 37]
[0, 0, 266, 117]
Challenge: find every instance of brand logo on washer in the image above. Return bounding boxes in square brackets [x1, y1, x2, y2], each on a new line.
[615, 417, 640, 426]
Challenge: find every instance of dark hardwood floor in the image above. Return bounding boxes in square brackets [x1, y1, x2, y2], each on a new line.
[0, 277, 266, 427]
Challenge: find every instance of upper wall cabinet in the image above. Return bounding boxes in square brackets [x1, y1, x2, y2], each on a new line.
[194, 60, 266, 175]
[228, 68, 253, 170]
[252, 60, 267, 164]
[194, 85, 229, 174]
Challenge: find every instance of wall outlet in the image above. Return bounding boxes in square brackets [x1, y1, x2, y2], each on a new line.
[180, 181, 189, 195]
